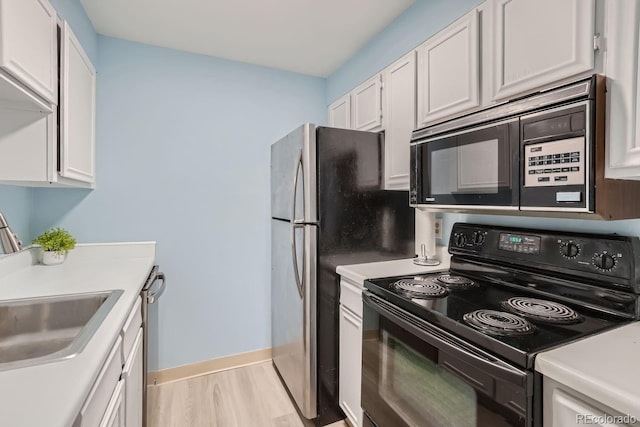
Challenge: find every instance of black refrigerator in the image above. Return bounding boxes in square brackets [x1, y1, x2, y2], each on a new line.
[271, 124, 415, 425]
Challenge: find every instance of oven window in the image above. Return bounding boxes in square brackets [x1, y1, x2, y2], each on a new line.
[381, 330, 479, 426]
[431, 139, 500, 195]
[362, 304, 527, 427]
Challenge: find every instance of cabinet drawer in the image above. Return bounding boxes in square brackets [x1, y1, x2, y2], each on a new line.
[340, 279, 363, 318]
[121, 297, 142, 363]
[78, 336, 123, 427]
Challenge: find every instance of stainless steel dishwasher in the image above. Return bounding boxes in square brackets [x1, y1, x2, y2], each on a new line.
[141, 265, 166, 427]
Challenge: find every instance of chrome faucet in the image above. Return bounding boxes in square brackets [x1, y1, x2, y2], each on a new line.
[0, 212, 22, 254]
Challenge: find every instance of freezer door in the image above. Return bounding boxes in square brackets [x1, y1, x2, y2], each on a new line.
[271, 218, 317, 419]
[271, 124, 318, 223]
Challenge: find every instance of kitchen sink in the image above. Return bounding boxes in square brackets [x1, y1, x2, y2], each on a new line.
[0, 290, 123, 371]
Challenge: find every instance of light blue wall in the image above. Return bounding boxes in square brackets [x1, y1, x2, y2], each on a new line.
[31, 36, 327, 370]
[326, 0, 483, 104]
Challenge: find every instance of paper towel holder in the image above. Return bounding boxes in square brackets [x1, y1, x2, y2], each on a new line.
[414, 243, 440, 266]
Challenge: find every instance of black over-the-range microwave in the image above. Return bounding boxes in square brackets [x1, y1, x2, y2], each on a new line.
[410, 75, 640, 220]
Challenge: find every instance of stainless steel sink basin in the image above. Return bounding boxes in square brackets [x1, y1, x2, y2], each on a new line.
[0, 290, 123, 371]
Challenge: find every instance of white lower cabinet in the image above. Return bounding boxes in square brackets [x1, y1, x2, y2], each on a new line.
[75, 300, 143, 427]
[76, 337, 123, 427]
[123, 328, 144, 427]
[543, 377, 635, 427]
[100, 380, 125, 427]
[339, 278, 363, 427]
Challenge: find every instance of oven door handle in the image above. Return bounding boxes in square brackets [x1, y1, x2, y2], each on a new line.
[363, 291, 528, 387]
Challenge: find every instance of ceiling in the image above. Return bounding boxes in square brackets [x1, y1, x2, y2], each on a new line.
[80, 0, 415, 77]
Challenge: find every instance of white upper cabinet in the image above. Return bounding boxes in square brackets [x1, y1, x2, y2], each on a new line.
[384, 52, 416, 190]
[352, 74, 383, 131]
[328, 94, 351, 129]
[60, 21, 96, 185]
[417, 10, 480, 125]
[0, 0, 58, 104]
[0, 21, 95, 188]
[491, 0, 596, 101]
[603, 0, 640, 180]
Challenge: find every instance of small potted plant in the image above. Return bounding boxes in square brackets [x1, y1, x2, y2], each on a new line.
[32, 228, 77, 265]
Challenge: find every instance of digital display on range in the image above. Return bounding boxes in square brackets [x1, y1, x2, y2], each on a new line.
[499, 233, 541, 254]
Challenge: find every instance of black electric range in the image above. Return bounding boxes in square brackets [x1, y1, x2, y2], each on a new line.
[361, 223, 640, 427]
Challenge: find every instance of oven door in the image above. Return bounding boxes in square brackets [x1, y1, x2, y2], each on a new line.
[361, 291, 532, 427]
[411, 118, 520, 208]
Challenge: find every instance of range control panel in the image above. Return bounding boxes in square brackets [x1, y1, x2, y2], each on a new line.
[449, 223, 639, 285]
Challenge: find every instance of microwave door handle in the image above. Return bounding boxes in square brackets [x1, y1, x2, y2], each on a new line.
[363, 291, 527, 387]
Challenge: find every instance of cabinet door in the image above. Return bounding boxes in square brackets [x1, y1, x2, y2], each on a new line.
[60, 22, 96, 184]
[417, 10, 479, 126]
[339, 304, 363, 427]
[0, 0, 58, 104]
[79, 337, 123, 427]
[384, 52, 416, 190]
[604, 0, 640, 179]
[100, 380, 125, 427]
[352, 74, 383, 131]
[328, 94, 351, 129]
[547, 385, 632, 427]
[123, 328, 144, 427]
[492, 0, 595, 101]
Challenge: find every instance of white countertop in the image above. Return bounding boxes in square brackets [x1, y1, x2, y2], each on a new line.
[336, 246, 451, 285]
[0, 243, 156, 427]
[536, 322, 640, 419]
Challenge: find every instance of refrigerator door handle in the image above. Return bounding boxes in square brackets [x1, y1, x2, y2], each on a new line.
[291, 220, 306, 299]
[291, 148, 304, 222]
[290, 148, 305, 299]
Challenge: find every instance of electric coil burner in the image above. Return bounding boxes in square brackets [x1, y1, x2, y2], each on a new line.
[363, 223, 640, 427]
[501, 297, 582, 324]
[390, 279, 448, 298]
[463, 309, 535, 336]
[436, 273, 476, 289]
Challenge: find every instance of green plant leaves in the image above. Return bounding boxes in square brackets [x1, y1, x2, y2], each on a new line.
[32, 228, 77, 255]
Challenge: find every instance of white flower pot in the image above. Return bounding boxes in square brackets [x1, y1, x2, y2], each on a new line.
[41, 250, 67, 266]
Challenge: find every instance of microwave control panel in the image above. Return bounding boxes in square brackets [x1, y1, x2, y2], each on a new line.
[523, 138, 585, 187]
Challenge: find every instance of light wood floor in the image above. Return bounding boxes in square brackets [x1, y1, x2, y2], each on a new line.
[148, 361, 348, 427]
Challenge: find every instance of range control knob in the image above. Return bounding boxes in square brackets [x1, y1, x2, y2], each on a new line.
[560, 242, 580, 258]
[472, 231, 486, 246]
[592, 252, 617, 271]
[454, 234, 467, 247]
